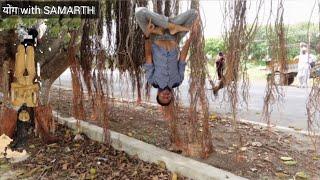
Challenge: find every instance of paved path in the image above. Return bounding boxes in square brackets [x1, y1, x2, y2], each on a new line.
[53, 69, 315, 131]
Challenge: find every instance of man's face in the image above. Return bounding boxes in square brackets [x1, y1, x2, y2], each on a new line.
[301, 47, 307, 54]
[158, 89, 172, 104]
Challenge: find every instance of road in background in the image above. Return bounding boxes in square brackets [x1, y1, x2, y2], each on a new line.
[54, 69, 312, 130]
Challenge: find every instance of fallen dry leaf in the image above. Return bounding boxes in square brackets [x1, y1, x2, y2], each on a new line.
[295, 171, 308, 179]
[280, 156, 293, 161]
[252, 142, 262, 147]
[283, 160, 297, 166]
[240, 147, 247, 152]
[312, 155, 320, 161]
[90, 168, 96, 174]
[275, 172, 290, 178]
[158, 161, 166, 169]
[171, 172, 178, 180]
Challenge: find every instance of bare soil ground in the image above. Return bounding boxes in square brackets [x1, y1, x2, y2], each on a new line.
[50, 87, 320, 180]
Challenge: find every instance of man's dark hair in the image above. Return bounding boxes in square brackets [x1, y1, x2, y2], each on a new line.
[156, 94, 172, 106]
[22, 28, 38, 46]
[218, 52, 223, 56]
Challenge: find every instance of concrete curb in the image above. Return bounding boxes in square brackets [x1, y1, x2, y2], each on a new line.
[236, 117, 320, 136]
[55, 113, 247, 180]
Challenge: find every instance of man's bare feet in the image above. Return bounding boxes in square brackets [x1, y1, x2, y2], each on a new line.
[145, 18, 164, 36]
[151, 27, 164, 35]
[168, 23, 190, 35]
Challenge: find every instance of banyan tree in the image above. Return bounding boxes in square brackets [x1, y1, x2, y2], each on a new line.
[0, 0, 320, 159]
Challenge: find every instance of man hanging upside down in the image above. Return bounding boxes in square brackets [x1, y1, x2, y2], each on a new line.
[9, 26, 58, 147]
[135, 7, 198, 106]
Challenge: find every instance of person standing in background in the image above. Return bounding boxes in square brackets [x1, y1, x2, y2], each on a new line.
[216, 52, 225, 80]
[297, 42, 315, 88]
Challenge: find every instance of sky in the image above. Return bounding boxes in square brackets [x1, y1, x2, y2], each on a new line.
[185, 0, 320, 38]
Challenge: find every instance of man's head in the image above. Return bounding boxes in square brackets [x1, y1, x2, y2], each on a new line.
[301, 46, 307, 54]
[157, 87, 173, 106]
[300, 42, 307, 54]
[218, 52, 224, 60]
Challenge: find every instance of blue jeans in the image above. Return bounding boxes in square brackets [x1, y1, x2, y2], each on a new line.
[135, 7, 198, 41]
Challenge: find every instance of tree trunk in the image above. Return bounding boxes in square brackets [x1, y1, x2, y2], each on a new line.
[39, 79, 53, 106]
[35, 29, 70, 105]
[0, 30, 17, 99]
[166, 102, 183, 151]
[39, 53, 69, 105]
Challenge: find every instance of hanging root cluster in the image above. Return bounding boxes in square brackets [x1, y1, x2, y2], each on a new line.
[184, 0, 213, 158]
[80, 19, 94, 98]
[68, 30, 86, 125]
[66, 4, 114, 144]
[222, 0, 261, 127]
[307, 3, 320, 152]
[262, 0, 287, 128]
[162, 98, 182, 150]
[218, 1, 262, 153]
[62, 0, 152, 144]
[113, 0, 148, 102]
[307, 77, 320, 153]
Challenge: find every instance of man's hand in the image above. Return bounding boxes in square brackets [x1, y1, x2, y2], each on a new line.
[145, 18, 155, 38]
[145, 20, 153, 64]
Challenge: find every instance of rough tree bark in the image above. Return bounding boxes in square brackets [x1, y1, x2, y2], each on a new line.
[164, 0, 171, 17]
[40, 53, 68, 104]
[37, 33, 70, 105]
[115, 0, 131, 71]
[0, 30, 17, 100]
[153, 0, 163, 14]
[0, 61, 9, 100]
[131, 0, 148, 103]
[174, 0, 180, 16]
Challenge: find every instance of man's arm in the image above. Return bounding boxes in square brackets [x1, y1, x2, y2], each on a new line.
[145, 38, 152, 64]
[143, 18, 156, 84]
[177, 38, 191, 83]
[143, 38, 155, 84]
